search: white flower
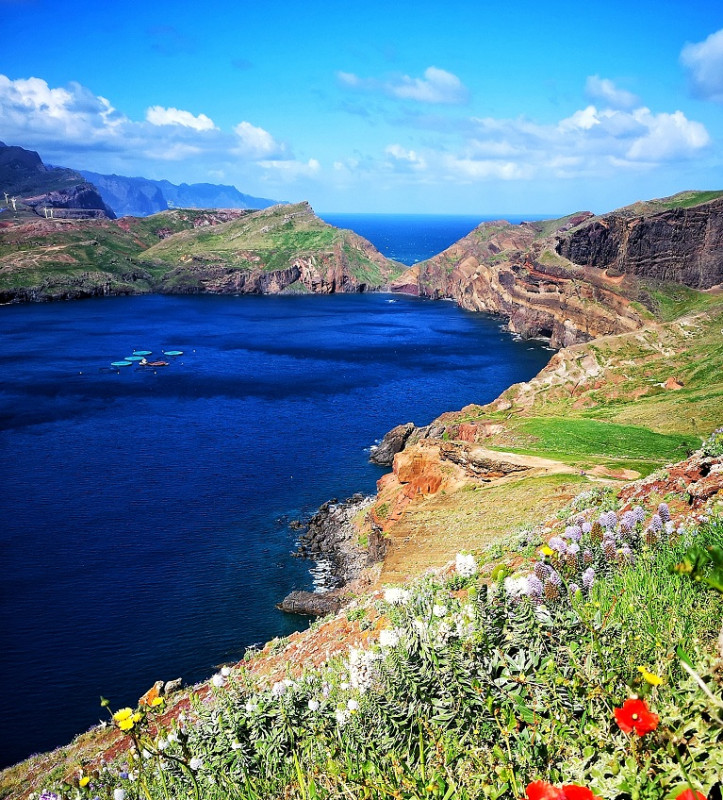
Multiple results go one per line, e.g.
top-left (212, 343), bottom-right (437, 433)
top-left (142, 748), bottom-right (152, 760)
top-left (379, 628), bottom-right (400, 648)
top-left (114, 791), bottom-right (127, 800)
top-left (340, 681), bottom-right (349, 690)
top-left (504, 576), bottom-right (529, 598)
top-left (221, 666), bottom-right (231, 677)
top-left (211, 673), bottom-right (226, 688)
top-left (167, 731), bottom-right (179, 743)
top-left (335, 707), bottom-right (349, 725)
top-left (347, 699), bottom-right (359, 712)
top-left (384, 587), bottom-right (410, 605)
top-left (271, 681), bottom-right (287, 698)
top-left (245, 700), bottom-right (258, 713)
top-left (189, 757), bottom-right (203, 771)
top-left (307, 699), bottom-right (320, 711)
top-left (455, 552), bottom-right (478, 577)
top-left (349, 647), bottom-right (381, 692)
top-left (432, 603), bottom-right (448, 617)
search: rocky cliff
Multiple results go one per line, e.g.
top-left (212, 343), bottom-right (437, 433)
top-left (0, 142), bottom-right (114, 219)
top-left (391, 192), bottom-right (723, 348)
top-left (556, 191), bottom-right (723, 288)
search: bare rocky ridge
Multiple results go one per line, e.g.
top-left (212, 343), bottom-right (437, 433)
top-left (390, 192), bottom-right (723, 348)
top-left (556, 194), bottom-right (723, 288)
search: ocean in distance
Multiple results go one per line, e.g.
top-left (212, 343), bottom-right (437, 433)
top-left (0, 214), bottom-right (552, 767)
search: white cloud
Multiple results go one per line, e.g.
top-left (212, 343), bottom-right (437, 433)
top-left (258, 158), bottom-right (321, 182)
top-left (144, 143), bottom-right (203, 161)
top-left (233, 121), bottom-right (285, 159)
top-left (145, 105), bottom-right (216, 131)
top-left (0, 74), bottom-right (309, 193)
top-left (385, 144), bottom-right (427, 170)
top-left (369, 90), bottom-right (710, 188)
top-left (0, 74), bottom-right (128, 144)
top-left (338, 65), bottom-right (468, 105)
top-left (443, 156), bottom-right (531, 181)
top-left (585, 75), bottom-right (639, 110)
top-left (681, 28), bottom-right (723, 102)
top-left (389, 67), bottom-right (468, 105)
top-left (625, 108), bottom-right (710, 161)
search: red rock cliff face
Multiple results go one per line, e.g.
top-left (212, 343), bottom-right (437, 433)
top-left (391, 216), bottom-right (643, 348)
top-left (556, 195), bottom-right (723, 288)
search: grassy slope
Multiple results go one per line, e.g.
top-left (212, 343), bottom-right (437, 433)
top-left (143, 202), bottom-right (404, 284)
top-left (0, 210), bottom-right (224, 294)
top-left (0, 205), bottom-right (403, 295)
top-left (439, 296), bottom-right (723, 476)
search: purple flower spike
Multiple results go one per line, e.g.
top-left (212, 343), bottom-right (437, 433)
top-left (582, 521), bottom-right (592, 534)
top-left (633, 506), bottom-right (646, 524)
top-left (567, 541), bottom-right (580, 556)
top-left (650, 514), bottom-right (663, 532)
top-left (568, 582), bottom-right (581, 596)
top-left (620, 511), bottom-right (636, 532)
top-left (526, 575), bottom-right (543, 597)
top-left (564, 524), bottom-right (582, 541)
top-left (599, 510), bottom-right (618, 529)
top-left (658, 503), bottom-right (671, 522)
top-left (549, 536), bottom-right (567, 554)
top-left (582, 567), bottom-right (595, 590)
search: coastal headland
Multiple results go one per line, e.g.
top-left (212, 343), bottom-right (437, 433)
top-left (1, 190), bottom-right (723, 798)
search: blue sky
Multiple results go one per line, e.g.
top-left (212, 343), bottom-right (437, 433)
top-left (1, 0), bottom-right (723, 214)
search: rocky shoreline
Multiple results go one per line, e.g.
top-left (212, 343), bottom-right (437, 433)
top-left (278, 493), bottom-right (386, 616)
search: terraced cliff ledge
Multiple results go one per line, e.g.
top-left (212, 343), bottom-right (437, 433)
top-left (391, 191), bottom-right (723, 348)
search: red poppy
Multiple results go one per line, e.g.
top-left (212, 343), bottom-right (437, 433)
top-left (526, 781), bottom-right (601, 800)
top-left (613, 697), bottom-right (659, 735)
top-left (675, 790), bottom-right (707, 800)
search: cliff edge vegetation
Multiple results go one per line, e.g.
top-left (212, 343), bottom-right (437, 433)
top-left (0, 202), bottom-right (404, 302)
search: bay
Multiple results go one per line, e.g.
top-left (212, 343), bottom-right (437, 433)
top-left (0, 216), bottom-right (552, 767)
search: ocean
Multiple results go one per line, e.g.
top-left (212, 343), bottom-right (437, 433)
top-left (0, 214), bottom-right (552, 767)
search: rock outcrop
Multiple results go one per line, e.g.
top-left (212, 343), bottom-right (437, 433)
top-left (391, 193), bottom-right (723, 348)
top-left (279, 494), bottom-right (386, 616)
top-left (0, 142), bottom-right (114, 219)
top-left (556, 193), bottom-right (723, 289)
top-left (391, 215), bottom-right (644, 348)
top-left (369, 422), bottom-right (416, 466)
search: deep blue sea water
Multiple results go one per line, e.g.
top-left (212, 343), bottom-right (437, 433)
top-left (321, 213), bottom-right (533, 266)
top-left (0, 215), bottom-right (552, 767)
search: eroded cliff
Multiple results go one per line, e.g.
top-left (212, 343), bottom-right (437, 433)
top-left (391, 192), bottom-right (723, 348)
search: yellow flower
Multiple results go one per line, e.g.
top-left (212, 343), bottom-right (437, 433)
top-left (150, 696), bottom-right (164, 707)
top-left (132, 712), bottom-right (143, 722)
top-left (79, 776), bottom-right (90, 788)
top-left (637, 666), bottom-right (663, 686)
top-left (112, 707), bottom-right (133, 723)
top-left (540, 545), bottom-right (554, 557)
top-left (118, 718), bottom-right (134, 731)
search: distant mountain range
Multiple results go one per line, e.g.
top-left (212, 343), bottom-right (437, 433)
top-left (0, 141), bottom-right (115, 219)
top-left (80, 170), bottom-right (281, 217)
top-left (0, 141), bottom-right (281, 219)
